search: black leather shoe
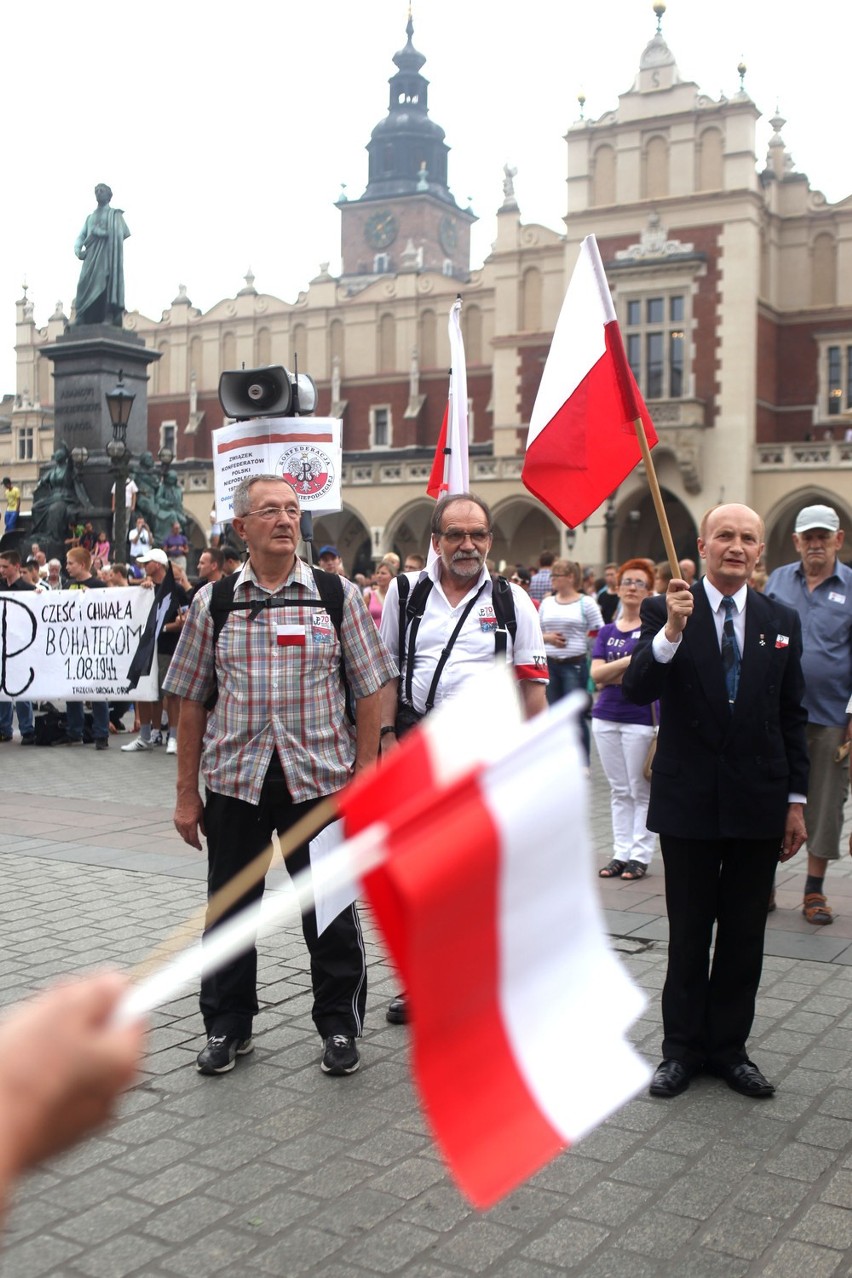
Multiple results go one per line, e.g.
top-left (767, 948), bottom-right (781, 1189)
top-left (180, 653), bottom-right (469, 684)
top-left (707, 1059), bottom-right (775, 1098)
top-left (386, 993), bottom-right (408, 1024)
top-left (649, 1058), bottom-right (695, 1098)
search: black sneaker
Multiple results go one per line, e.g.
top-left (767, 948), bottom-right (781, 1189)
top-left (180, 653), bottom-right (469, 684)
top-left (19, 733), bottom-right (36, 746)
top-left (95, 739), bottom-right (109, 751)
top-left (195, 1034), bottom-right (254, 1074)
top-left (321, 1034), bottom-right (360, 1075)
top-left (53, 735), bottom-right (84, 746)
top-left (386, 993), bottom-right (408, 1024)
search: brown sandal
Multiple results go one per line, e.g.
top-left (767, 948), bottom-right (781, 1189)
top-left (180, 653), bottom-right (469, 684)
top-left (599, 859), bottom-right (626, 878)
top-left (803, 893), bottom-right (833, 925)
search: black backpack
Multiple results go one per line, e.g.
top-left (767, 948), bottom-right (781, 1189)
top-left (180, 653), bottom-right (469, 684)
top-left (396, 572), bottom-right (518, 717)
top-left (205, 567), bottom-right (354, 721)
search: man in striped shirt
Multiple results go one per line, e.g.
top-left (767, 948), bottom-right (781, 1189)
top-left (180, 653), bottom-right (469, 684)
top-left (165, 475), bottom-right (397, 1078)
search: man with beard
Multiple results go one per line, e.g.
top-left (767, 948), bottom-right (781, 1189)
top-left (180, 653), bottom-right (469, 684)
top-left (378, 493), bottom-right (548, 1025)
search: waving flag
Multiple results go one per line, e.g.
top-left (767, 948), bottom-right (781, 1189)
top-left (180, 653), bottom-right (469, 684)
top-left (121, 675), bottom-right (649, 1209)
top-left (426, 298), bottom-right (470, 500)
top-left (522, 234), bottom-right (658, 529)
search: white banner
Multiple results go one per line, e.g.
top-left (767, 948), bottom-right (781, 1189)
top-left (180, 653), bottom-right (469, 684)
top-left (212, 416), bottom-right (342, 521)
top-left (0, 588), bottom-right (158, 701)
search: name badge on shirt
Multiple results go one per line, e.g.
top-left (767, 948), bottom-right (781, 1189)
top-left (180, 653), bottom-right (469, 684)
top-left (775, 634), bottom-right (789, 649)
top-left (478, 605), bottom-right (498, 633)
top-left (277, 624), bottom-right (306, 648)
top-left (312, 611), bottom-right (334, 644)
top-left (829, 592), bottom-right (846, 604)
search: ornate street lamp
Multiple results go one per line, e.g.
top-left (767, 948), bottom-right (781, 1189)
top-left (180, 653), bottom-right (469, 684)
top-left (105, 370), bottom-right (136, 561)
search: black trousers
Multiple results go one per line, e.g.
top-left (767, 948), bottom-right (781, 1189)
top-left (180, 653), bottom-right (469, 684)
top-left (200, 762), bottom-right (367, 1041)
top-left (660, 833), bottom-right (779, 1068)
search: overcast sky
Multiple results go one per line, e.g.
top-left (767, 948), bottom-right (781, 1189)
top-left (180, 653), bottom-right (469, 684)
top-left (4, 0), bottom-right (849, 395)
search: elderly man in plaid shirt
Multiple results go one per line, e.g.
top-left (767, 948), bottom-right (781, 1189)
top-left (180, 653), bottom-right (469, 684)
top-left (165, 474), bottom-right (397, 1078)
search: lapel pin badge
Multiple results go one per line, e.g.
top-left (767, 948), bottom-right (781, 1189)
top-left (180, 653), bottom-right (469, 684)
top-left (759, 633), bottom-right (766, 646)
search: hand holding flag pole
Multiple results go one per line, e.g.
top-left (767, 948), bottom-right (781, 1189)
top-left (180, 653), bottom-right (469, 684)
top-left (522, 234), bottom-right (680, 579)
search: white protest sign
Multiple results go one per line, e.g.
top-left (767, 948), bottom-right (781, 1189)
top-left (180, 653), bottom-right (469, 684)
top-left (0, 588), bottom-right (158, 701)
top-left (212, 417), bottom-right (342, 521)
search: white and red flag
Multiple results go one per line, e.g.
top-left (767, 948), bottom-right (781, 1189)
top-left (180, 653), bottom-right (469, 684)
top-left (522, 234), bottom-right (659, 529)
top-left (121, 672), bottom-right (648, 1207)
top-left (426, 298), bottom-right (470, 501)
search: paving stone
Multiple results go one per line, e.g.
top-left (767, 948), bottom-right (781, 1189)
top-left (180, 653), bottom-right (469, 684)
top-left (564, 1179), bottom-right (653, 1226)
top-left (430, 1218), bottom-right (522, 1271)
top-left (790, 1201), bottom-right (852, 1249)
top-left (346, 1219), bottom-right (442, 1273)
top-left (608, 1147), bottom-right (688, 1188)
top-left (53, 1231), bottom-right (169, 1278)
top-left (521, 1217), bottom-right (610, 1267)
top-left (757, 1240), bottom-right (843, 1277)
top-left (611, 1210), bottom-right (700, 1259)
top-left (53, 1195), bottom-right (153, 1245)
top-left (699, 1205), bottom-right (782, 1258)
top-left (764, 1142), bottom-right (840, 1181)
top-left (0, 1233), bottom-right (84, 1277)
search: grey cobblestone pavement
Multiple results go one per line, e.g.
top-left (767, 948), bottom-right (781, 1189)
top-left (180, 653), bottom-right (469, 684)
top-left (3, 729), bottom-right (852, 1276)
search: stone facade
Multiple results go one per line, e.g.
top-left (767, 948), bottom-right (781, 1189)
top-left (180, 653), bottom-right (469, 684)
top-left (8, 13), bottom-right (852, 572)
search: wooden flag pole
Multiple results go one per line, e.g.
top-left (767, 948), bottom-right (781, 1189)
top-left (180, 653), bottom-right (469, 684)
top-left (131, 796), bottom-right (339, 982)
top-left (633, 417), bottom-right (681, 580)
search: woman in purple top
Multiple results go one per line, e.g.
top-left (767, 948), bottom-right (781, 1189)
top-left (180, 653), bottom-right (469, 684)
top-left (591, 559), bottom-right (658, 881)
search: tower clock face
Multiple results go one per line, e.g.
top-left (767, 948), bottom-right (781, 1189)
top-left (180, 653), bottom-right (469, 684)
top-left (439, 215), bottom-right (458, 254)
top-left (365, 210), bottom-right (398, 249)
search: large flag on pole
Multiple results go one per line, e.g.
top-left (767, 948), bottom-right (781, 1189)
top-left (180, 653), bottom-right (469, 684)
top-left (522, 234), bottom-right (659, 529)
top-left (426, 298), bottom-right (470, 500)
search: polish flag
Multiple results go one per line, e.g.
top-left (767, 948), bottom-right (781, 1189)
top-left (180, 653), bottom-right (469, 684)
top-left (276, 624), bottom-right (306, 647)
top-left (358, 690), bottom-right (650, 1207)
top-left (522, 234), bottom-right (658, 529)
top-left (426, 298), bottom-right (470, 501)
top-left (310, 667), bottom-right (524, 934)
top-left (121, 673), bottom-right (649, 1208)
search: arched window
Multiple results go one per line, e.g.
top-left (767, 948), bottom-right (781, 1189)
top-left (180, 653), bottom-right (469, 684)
top-left (812, 233), bottom-right (837, 306)
top-left (328, 319), bottom-right (344, 373)
top-left (591, 145), bottom-right (616, 206)
top-left (221, 331), bottom-right (236, 375)
top-left (643, 135), bottom-right (669, 199)
top-left (189, 336), bottom-right (203, 387)
top-left (378, 313), bottom-right (396, 373)
top-left (696, 128), bottom-right (724, 191)
top-left (419, 309), bottom-right (436, 368)
top-left (155, 340), bottom-right (171, 395)
top-left (519, 267), bottom-right (542, 332)
top-left (291, 323), bottom-right (306, 368)
top-left (255, 327), bottom-right (271, 367)
top-left (463, 304), bottom-right (483, 364)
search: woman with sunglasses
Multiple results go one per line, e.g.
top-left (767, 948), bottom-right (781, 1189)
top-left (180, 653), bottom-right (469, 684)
top-left (591, 559), bottom-right (659, 881)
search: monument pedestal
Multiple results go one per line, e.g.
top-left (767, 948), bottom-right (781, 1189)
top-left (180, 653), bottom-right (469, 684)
top-left (37, 326), bottom-right (160, 552)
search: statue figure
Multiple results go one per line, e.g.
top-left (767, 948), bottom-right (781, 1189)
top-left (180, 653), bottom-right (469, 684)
top-left (30, 445), bottom-right (89, 545)
top-left (153, 471), bottom-right (187, 543)
top-left (131, 451), bottom-right (160, 529)
top-left (73, 184), bottom-right (130, 326)
top-left (502, 164), bottom-right (518, 200)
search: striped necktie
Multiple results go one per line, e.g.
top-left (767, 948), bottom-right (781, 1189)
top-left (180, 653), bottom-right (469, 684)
top-left (721, 595), bottom-right (741, 707)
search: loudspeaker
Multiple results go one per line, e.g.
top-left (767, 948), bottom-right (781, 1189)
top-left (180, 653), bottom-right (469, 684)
top-left (218, 366), bottom-right (319, 419)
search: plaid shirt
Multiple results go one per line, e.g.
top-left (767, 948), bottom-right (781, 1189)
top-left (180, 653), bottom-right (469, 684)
top-left (164, 558), bottom-right (397, 805)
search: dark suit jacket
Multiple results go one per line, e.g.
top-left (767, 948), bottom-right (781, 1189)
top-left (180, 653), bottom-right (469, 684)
top-left (622, 583), bottom-right (808, 841)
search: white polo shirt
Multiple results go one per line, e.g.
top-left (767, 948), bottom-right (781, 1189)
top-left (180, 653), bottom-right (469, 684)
top-left (379, 563), bottom-right (548, 715)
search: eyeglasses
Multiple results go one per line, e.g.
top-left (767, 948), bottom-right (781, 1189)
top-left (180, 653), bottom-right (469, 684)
top-left (242, 505), bottom-right (300, 521)
top-left (620, 578), bottom-right (649, 589)
top-left (438, 527), bottom-right (491, 545)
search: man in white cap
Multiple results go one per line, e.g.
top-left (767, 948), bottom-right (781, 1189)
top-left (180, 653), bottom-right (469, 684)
top-left (121, 548), bottom-right (189, 755)
top-left (765, 504), bottom-right (852, 924)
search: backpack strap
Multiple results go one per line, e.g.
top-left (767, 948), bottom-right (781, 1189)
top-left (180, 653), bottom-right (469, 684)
top-left (490, 574), bottom-right (518, 658)
top-left (205, 566), bottom-right (353, 721)
top-left (401, 574), bottom-right (434, 709)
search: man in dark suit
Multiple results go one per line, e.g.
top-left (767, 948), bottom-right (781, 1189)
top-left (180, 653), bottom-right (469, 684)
top-left (623, 504), bottom-right (808, 1100)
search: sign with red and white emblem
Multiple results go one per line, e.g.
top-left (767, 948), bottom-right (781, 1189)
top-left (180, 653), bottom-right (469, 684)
top-left (212, 416), bottom-right (342, 519)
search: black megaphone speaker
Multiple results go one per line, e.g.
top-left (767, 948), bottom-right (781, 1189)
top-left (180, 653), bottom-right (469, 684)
top-left (218, 366), bottom-right (294, 419)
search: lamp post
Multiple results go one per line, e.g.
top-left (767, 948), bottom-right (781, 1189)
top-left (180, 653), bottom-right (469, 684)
top-left (105, 370), bottom-right (136, 564)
